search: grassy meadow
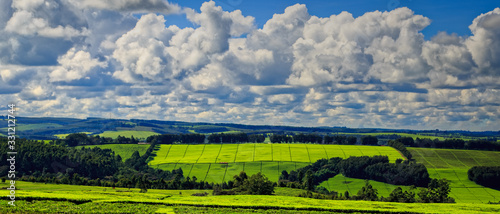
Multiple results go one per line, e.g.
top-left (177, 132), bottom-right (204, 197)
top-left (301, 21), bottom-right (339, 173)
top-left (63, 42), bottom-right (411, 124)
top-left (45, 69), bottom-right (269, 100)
top-left (2, 181), bottom-right (500, 213)
top-left (147, 144), bottom-right (405, 183)
top-left (75, 144), bottom-right (150, 161)
top-left (408, 148), bottom-right (500, 203)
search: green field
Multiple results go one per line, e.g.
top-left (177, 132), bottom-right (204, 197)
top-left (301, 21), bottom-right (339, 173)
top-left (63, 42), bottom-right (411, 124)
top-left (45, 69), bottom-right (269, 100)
top-left (75, 144), bottom-right (150, 161)
top-left (74, 142), bottom-right (500, 204)
top-left (320, 174), bottom-right (402, 197)
top-left (148, 144), bottom-right (404, 183)
top-left (409, 148), bottom-right (500, 203)
top-left (2, 181), bottom-right (499, 213)
top-left (94, 130), bottom-right (159, 139)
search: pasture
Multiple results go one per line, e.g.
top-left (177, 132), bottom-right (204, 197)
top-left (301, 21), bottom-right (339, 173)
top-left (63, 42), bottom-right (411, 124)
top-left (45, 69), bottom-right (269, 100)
top-left (75, 144), bottom-right (150, 161)
top-left (148, 144), bottom-right (404, 183)
top-left (408, 148), bottom-right (500, 203)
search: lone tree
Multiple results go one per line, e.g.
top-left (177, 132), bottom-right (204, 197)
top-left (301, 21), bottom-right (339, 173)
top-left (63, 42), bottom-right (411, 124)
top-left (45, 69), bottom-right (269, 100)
top-left (245, 172), bottom-right (275, 195)
top-left (232, 171), bottom-right (274, 195)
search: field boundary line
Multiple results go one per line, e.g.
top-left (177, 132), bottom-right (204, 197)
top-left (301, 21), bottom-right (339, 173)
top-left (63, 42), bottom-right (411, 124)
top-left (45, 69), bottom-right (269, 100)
top-left (411, 148), bottom-right (439, 169)
top-left (448, 150), bottom-right (469, 168)
top-left (215, 143), bottom-right (223, 163)
top-left (186, 163), bottom-right (195, 178)
top-left (253, 143), bottom-right (256, 162)
top-left (221, 163), bottom-right (229, 182)
top-left (271, 143), bottom-right (274, 162)
top-left (321, 144), bottom-right (329, 159)
top-left (483, 187), bottom-right (498, 201)
top-left (181, 144), bottom-right (190, 160)
top-left (355, 146), bottom-right (365, 156)
top-left (203, 163), bottom-right (211, 182)
top-left (410, 148), bottom-right (443, 182)
top-left (195, 144), bottom-right (206, 164)
top-left (432, 150), bottom-right (482, 202)
top-left (288, 144), bottom-right (292, 162)
top-left (232, 143), bottom-right (239, 163)
top-left (478, 151), bottom-right (498, 165)
top-left (338, 145), bottom-right (347, 159)
top-left (164, 144), bottom-right (173, 160)
top-left (464, 150), bottom-right (483, 166)
top-left (305, 144), bottom-right (312, 163)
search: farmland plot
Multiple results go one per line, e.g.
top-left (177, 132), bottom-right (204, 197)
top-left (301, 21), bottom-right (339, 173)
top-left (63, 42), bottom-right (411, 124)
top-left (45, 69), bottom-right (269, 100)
top-left (408, 148), bottom-right (500, 203)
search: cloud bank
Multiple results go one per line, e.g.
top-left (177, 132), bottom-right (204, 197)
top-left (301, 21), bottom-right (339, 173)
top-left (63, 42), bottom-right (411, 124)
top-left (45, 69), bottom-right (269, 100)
top-left (1, 0), bottom-right (499, 131)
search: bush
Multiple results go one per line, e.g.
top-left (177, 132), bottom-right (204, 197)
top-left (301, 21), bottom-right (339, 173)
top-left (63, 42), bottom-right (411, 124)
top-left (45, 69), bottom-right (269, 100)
top-left (191, 192), bottom-right (209, 196)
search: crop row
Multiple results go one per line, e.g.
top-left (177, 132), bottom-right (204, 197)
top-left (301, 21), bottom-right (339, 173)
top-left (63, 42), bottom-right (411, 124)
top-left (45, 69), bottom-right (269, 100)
top-left (153, 161), bottom-right (312, 183)
top-left (409, 148), bottom-right (500, 203)
top-left (148, 144), bottom-right (404, 165)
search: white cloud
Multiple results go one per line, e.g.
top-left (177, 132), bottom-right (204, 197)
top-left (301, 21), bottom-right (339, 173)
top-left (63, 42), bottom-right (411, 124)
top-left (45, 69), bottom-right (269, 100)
top-left (0, 1), bottom-right (499, 131)
top-left (49, 48), bottom-right (107, 82)
top-left (466, 8), bottom-right (500, 75)
top-left (5, 1), bottom-right (88, 39)
top-left (79, 0), bottom-right (180, 14)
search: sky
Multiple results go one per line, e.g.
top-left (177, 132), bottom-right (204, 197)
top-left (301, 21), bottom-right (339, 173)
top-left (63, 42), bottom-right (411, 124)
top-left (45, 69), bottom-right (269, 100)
top-left (0, 0), bottom-right (499, 131)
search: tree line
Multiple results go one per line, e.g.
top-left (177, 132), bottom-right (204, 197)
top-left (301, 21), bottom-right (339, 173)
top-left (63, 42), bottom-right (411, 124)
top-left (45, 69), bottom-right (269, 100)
top-left (269, 134), bottom-right (379, 145)
top-left (49, 133), bottom-right (139, 147)
top-left (468, 166), bottom-right (500, 190)
top-left (395, 137), bottom-right (500, 151)
top-left (0, 137), bottom-right (215, 191)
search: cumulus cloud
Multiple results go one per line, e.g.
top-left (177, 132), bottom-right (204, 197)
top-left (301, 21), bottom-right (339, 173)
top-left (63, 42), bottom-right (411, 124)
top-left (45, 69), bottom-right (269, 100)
top-left (466, 8), bottom-right (500, 75)
top-left (1, 1), bottom-right (500, 130)
top-left (5, 0), bottom-right (88, 39)
top-left (49, 48), bottom-right (107, 82)
top-left (79, 0), bottom-right (180, 14)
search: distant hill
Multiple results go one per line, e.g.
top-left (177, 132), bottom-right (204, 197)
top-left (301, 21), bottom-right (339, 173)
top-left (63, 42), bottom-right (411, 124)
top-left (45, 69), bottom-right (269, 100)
top-left (1, 116), bottom-right (498, 141)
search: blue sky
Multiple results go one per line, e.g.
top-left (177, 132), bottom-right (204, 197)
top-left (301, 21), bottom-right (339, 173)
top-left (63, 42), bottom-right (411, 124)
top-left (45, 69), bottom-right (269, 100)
top-left (167, 0), bottom-right (500, 39)
top-left (0, 0), bottom-right (499, 131)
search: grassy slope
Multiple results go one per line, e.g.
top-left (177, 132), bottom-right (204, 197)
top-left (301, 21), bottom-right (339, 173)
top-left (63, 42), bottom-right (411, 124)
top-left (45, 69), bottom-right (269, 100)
top-left (409, 148), bottom-right (500, 203)
top-left (75, 144), bottom-right (150, 161)
top-left (1, 181), bottom-right (499, 214)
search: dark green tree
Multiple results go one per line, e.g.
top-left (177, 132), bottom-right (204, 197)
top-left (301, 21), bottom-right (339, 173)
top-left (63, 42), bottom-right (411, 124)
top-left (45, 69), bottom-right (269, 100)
top-left (245, 172), bottom-right (274, 195)
top-left (361, 135), bottom-right (378, 145)
top-left (355, 181), bottom-right (378, 201)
